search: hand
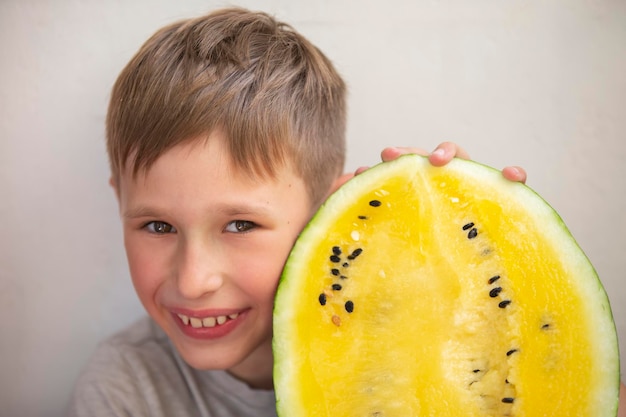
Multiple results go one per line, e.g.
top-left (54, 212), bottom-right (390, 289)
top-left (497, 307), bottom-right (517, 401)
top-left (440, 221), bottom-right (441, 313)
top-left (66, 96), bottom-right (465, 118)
top-left (381, 142), bottom-right (526, 183)
top-left (330, 142), bottom-right (527, 196)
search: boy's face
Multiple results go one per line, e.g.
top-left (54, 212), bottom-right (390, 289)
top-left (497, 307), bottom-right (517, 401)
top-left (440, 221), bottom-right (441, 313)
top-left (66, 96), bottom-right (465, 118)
top-left (114, 132), bottom-right (312, 387)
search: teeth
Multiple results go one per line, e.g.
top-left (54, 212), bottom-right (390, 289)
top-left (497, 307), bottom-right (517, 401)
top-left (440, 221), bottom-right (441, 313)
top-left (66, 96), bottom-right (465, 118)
top-left (177, 313), bottom-right (239, 328)
top-left (177, 314), bottom-right (189, 325)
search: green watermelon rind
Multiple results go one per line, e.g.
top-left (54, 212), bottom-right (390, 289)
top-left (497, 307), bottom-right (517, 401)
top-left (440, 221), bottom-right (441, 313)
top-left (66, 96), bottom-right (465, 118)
top-left (273, 154), bottom-right (620, 416)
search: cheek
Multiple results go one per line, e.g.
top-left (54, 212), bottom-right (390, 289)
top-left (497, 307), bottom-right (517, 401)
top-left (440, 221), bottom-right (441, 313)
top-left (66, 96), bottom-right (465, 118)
top-left (238, 249), bottom-right (285, 299)
top-left (234, 233), bottom-right (297, 301)
top-left (124, 236), bottom-right (167, 301)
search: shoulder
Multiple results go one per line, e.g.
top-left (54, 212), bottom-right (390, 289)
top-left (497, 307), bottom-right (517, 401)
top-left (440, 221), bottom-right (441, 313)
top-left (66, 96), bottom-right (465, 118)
top-left (95, 315), bottom-right (173, 365)
top-left (80, 316), bottom-right (174, 381)
top-left (67, 317), bottom-right (279, 417)
top-left (67, 317), bottom-right (185, 417)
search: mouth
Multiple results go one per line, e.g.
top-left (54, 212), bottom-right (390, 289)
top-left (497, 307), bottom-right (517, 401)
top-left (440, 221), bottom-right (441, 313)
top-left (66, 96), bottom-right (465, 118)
top-left (176, 312), bottom-right (240, 329)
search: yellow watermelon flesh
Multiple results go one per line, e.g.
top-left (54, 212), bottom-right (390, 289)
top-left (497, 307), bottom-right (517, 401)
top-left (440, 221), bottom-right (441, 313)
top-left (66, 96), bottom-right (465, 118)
top-left (273, 155), bottom-right (620, 417)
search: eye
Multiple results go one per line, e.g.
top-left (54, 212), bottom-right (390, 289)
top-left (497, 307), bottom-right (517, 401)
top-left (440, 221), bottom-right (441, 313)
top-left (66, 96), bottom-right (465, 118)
top-left (144, 221), bottom-right (176, 234)
top-left (224, 220), bottom-right (257, 233)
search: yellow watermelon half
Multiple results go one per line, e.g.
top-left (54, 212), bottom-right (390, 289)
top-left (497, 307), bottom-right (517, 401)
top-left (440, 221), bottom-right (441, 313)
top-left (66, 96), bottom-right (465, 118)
top-left (273, 154), bottom-right (620, 416)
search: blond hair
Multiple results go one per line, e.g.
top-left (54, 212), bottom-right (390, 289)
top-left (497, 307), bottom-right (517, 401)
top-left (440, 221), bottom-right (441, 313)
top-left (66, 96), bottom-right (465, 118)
top-left (106, 7), bottom-right (346, 207)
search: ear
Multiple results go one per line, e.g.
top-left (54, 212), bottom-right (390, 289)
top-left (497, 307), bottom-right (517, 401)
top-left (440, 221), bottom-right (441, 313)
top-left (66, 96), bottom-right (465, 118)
top-left (109, 176), bottom-right (121, 202)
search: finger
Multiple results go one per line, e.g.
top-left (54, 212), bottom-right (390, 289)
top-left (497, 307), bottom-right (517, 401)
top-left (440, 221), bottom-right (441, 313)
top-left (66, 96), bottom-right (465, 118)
top-left (329, 165), bottom-right (371, 197)
top-left (381, 146), bottom-right (429, 162)
top-left (354, 166), bottom-right (370, 175)
top-left (501, 166), bottom-right (527, 184)
top-left (328, 172), bottom-right (355, 196)
top-left (428, 141), bottom-right (471, 166)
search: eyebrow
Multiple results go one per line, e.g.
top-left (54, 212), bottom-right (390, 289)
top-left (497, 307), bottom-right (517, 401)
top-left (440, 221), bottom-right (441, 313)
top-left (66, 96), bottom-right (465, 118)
top-left (213, 203), bottom-right (273, 218)
top-left (122, 206), bottom-right (166, 220)
top-left (123, 202), bottom-right (273, 219)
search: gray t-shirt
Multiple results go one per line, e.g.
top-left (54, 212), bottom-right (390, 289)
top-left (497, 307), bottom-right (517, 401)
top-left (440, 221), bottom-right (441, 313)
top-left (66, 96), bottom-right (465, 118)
top-left (67, 317), bottom-right (278, 417)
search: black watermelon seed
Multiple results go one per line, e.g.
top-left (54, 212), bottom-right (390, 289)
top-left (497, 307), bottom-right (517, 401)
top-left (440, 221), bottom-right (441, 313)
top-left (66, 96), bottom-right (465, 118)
top-left (369, 200), bottom-right (382, 207)
top-left (472, 369), bottom-right (481, 373)
top-left (340, 275), bottom-right (347, 280)
top-left (332, 284), bottom-right (342, 291)
top-left (342, 262), bottom-right (349, 268)
top-left (542, 323), bottom-right (551, 330)
top-left (330, 255), bottom-right (341, 263)
top-left (488, 275), bottom-right (501, 284)
top-left (498, 300), bottom-right (512, 308)
top-left (345, 300), bottom-right (354, 313)
top-left (347, 248), bottom-right (363, 260)
top-left (331, 268), bottom-right (340, 276)
top-left (462, 222), bottom-right (475, 231)
top-left (318, 293), bottom-right (327, 306)
top-left (467, 228), bottom-right (478, 239)
top-left (489, 287), bottom-right (503, 298)
top-left (332, 246), bottom-right (342, 255)
top-left (358, 215), bottom-right (367, 220)
top-left (502, 398), bottom-right (515, 404)
top-left (506, 349), bottom-right (518, 356)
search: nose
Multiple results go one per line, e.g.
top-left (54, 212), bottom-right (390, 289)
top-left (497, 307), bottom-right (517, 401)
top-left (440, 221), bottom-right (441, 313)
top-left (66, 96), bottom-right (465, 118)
top-left (175, 238), bottom-right (224, 299)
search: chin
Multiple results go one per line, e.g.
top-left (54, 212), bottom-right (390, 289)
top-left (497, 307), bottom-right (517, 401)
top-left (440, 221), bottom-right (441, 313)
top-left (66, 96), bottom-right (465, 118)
top-left (176, 341), bottom-right (243, 371)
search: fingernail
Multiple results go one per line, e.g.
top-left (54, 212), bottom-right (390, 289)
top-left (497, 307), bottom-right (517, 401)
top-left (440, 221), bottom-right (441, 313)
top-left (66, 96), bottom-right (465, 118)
top-left (431, 148), bottom-right (445, 158)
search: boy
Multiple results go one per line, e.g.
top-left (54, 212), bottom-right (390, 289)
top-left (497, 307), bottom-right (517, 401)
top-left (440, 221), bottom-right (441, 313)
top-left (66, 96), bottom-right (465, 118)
top-left (68, 7), bottom-right (623, 416)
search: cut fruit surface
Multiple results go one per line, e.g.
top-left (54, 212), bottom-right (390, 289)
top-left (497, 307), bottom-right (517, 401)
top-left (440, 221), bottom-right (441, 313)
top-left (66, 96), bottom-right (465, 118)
top-left (273, 155), bottom-right (619, 417)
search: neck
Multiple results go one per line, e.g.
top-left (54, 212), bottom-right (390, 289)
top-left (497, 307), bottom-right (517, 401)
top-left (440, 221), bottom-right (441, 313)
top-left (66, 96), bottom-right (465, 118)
top-left (228, 339), bottom-right (275, 390)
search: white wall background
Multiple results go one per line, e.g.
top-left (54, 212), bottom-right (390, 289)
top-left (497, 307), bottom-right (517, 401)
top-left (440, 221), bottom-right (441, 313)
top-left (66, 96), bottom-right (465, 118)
top-left (1, 1), bottom-right (624, 416)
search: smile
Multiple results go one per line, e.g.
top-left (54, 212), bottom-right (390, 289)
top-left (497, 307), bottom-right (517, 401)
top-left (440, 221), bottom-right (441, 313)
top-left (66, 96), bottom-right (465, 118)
top-left (177, 313), bottom-right (240, 328)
